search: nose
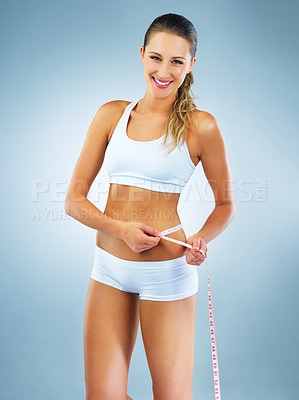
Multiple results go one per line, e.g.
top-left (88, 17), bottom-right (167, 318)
top-left (156, 61), bottom-right (172, 80)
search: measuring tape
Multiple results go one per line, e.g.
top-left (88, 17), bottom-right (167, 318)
top-left (158, 224), bottom-right (221, 400)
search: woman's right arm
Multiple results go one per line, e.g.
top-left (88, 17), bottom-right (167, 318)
top-left (64, 101), bottom-right (125, 239)
top-left (65, 101), bottom-right (161, 252)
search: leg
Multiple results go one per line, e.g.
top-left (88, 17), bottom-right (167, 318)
top-left (139, 293), bottom-right (198, 400)
top-left (84, 278), bottom-right (140, 400)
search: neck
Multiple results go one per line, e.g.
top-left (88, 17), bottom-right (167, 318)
top-left (137, 93), bottom-right (177, 117)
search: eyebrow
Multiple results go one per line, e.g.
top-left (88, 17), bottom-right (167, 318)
top-left (148, 51), bottom-right (186, 60)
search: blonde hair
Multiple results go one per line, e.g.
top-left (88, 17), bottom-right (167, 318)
top-left (143, 13), bottom-right (198, 154)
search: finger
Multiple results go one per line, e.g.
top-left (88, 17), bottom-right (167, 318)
top-left (142, 224), bottom-right (161, 237)
top-left (194, 237), bottom-right (208, 254)
top-left (193, 240), bottom-right (206, 258)
top-left (140, 238), bottom-right (160, 251)
top-left (188, 247), bottom-right (204, 258)
top-left (188, 250), bottom-right (199, 258)
top-left (199, 249), bottom-right (206, 258)
top-left (192, 237), bottom-right (201, 251)
top-left (192, 256), bottom-right (205, 264)
top-left (187, 257), bottom-right (203, 266)
top-left (186, 252), bottom-right (196, 263)
top-left (143, 236), bottom-right (160, 246)
top-left (187, 251), bottom-right (205, 263)
top-left (186, 255), bottom-right (193, 264)
top-left (187, 256), bottom-right (204, 266)
top-left (196, 242), bottom-right (207, 258)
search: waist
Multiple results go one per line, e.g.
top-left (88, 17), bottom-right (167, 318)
top-left (105, 184), bottom-right (180, 225)
top-left (104, 206), bottom-right (180, 224)
top-left (97, 184), bottom-right (186, 260)
top-left (96, 229), bottom-right (188, 261)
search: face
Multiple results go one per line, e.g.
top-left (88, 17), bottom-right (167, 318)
top-left (140, 31), bottom-right (196, 98)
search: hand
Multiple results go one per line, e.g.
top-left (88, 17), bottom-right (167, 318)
top-left (185, 235), bottom-right (208, 266)
top-left (120, 221), bottom-right (161, 253)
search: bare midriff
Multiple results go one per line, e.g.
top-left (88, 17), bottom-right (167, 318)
top-left (96, 184), bottom-right (188, 261)
top-left (95, 100), bottom-right (202, 261)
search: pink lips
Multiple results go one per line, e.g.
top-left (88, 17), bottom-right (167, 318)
top-left (152, 77), bottom-right (173, 89)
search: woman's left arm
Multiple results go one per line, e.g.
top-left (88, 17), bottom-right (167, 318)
top-left (194, 112), bottom-right (236, 245)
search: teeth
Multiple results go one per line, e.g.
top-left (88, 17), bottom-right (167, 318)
top-left (154, 77), bottom-right (171, 86)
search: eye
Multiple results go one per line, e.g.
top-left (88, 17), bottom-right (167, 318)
top-left (149, 56), bottom-right (183, 65)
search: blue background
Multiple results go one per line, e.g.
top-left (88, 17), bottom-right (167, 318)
top-left (1, 0), bottom-right (298, 399)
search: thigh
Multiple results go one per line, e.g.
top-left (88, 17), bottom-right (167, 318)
top-left (139, 293), bottom-right (198, 400)
top-left (84, 278), bottom-right (140, 399)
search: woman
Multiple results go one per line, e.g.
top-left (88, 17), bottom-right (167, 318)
top-left (65, 13), bottom-right (236, 400)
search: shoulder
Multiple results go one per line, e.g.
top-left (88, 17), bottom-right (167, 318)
top-left (187, 108), bottom-right (225, 157)
top-left (188, 108), bottom-right (219, 136)
top-left (94, 100), bottom-right (132, 137)
top-left (96, 99), bottom-right (130, 119)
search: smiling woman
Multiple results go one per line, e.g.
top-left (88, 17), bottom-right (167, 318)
top-left (140, 26), bottom-right (198, 158)
top-left (65, 12), bottom-right (235, 400)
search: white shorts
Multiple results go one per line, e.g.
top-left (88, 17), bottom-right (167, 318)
top-left (91, 244), bottom-right (199, 301)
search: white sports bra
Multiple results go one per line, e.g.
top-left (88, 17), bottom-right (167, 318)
top-left (104, 99), bottom-right (198, 194)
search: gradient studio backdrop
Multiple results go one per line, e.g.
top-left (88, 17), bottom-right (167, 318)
top-left (1, 0), bottom-right (298, 399)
